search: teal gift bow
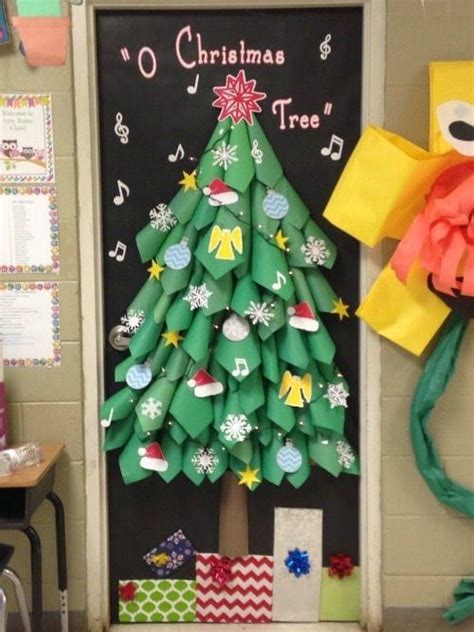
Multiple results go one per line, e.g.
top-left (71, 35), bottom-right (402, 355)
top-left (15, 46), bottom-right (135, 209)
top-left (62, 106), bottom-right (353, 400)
top-left (411, 312), bottom-right (474, 624)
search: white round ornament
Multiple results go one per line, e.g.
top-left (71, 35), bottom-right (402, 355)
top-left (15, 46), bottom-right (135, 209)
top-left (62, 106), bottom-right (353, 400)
top-left (276, 439), bottom-right (303, 473)
top-left (222, 313), bottom-right (250, 342)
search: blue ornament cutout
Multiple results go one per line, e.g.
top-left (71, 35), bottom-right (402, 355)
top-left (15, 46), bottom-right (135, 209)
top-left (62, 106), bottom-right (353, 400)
top-left (263, 190), bottom-right (289, 220)
top-left (164, 238), bottom-right (191, 270)
top-left (276, 439), bottom-right (303, 473)
top-left (126, 363), bottom-right (153, 389)
top-left (285, 548), bottom-right (311, 578)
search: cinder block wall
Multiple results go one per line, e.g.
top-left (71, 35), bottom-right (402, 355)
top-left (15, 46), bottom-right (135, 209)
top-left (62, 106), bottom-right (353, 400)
top-left (0, 0), bottom-right (472, 621)
top-left (0, 0), bottom-right (86, 614)
top-left (382, 0), bottom-right (474, 609)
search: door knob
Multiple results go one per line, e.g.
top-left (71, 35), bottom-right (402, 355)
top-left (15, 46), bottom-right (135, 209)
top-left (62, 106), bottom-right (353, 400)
top-left (108, 325), bottom-right (131, 351)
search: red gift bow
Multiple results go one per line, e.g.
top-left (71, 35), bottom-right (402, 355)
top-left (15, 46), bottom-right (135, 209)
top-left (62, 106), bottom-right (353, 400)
top-left (119, 581), bottom-right (136, 602)
top-left (210, 556), bottom-right (233, 586)
top-left (328, 553), bottom-right (354, 579)
top-left (392, 161), bottom-right (474, 297)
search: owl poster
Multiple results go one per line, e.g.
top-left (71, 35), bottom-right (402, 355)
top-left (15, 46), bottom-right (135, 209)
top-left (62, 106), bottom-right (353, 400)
top-left (0, 94), bottom-right (55, 183)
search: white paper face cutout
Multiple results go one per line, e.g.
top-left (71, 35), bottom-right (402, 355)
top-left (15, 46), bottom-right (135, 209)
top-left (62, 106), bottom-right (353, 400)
top-left (437, 100), bottom-right (474, 156)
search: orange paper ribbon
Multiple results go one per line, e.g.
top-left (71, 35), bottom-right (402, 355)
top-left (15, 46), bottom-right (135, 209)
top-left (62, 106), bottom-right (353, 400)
top-left (392, 161), bottom-right (474, 297)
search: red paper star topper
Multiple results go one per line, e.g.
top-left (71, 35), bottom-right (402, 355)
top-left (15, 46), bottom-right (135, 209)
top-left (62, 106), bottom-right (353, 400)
top-left (212, 69), bottom-right (266, 125)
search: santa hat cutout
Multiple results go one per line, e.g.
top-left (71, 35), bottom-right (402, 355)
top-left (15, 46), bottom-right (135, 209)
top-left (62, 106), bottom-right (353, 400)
top-left (287, 301), bottom-right (319, 332)
top-left (203, 178), bottom-right (239, 207)
top-left (138, 442), bottom-right (168, 472)
top-left (187, 369), bottom-right (224, 398)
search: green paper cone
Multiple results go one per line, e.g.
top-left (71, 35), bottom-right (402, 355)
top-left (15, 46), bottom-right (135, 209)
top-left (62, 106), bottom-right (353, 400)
top-left (228, 186), bottom-right (252, 225)
top-left (164, 346), bottom-right (190, 382)
top-left (252, 181), bottom-right (280, 237)
top-left (100, 386), bottom-right (139, 422)
top-left (119, 433), bottom-right (154, 484)
top-left (295, 410), bottom-right (316, 437)
top-left (156, 223), bottom-right (186, 263)
top-left (148, 339), bottom-right (173, 376)
top-left (267, 383), bottom-right (296, 432)
top-left (169, 418), bottom-right (188, 445)
top-left (104, 413), bottom-right (135, 451)
top-left (207, 439), bottom-right (229, 482)
top-left (153, 292), bottom-right (173, 324)
top-left (115, 354), bottom-right (147, 383)
top-left (168, 186), bottom-right (202, 224)
top-left (247, 117), bottom-right (283, 187)
top-left (256, 413), bottom-right (273, 447)
top-left (309, 396), bottom-right (345, 434)
top-left (230, 275), bottom-right (261, 316)
top-left (286, 431), bottom-right (311, 488)
top-left (215, 328), bottom-right (261, 382)
top-left (303, 218), bottom-right (337, 269)
top-left (182, 440), bottom-right (206, 485)
top-left (170, 380), bottom-right (214, 439)
top-left (224, 121), bottom-right (255, 193)
top-left (230, 438), bottom-right (253, 464)
top-left (166, 264), bottom-right (203, 330)
top-left (158, 435), bottom-right (182, 483)
top-left (136, 222), bottom-right (169, 263)
top-left (306, 268), bottom-right (339, 313)
top-left (133, 416), bottom-right (150, 442)
top-left (284, 222), bottom-right (317, 269)
top-left (307, 321), bottom-right (336, 365)
top-left (182, 310), bottom-right (213, 361)
top-left (202, 271), bottom-right (233, 316)
top-left (196, 209), bottom-right (247, 279)
top-left (251, 231), bottom-right (294, 301)
top-left (308, 435), bottom-right (342, 477)
top-left (261, 336), bottom-right (281, 384)
top-left (204, 118), bottom-right (232, 152)
top-left (277, 325), bottom-right (310, 370)
top-left (128, 278), bottom-right (163, 317)
top-left (291, 268), bottom-right (317, 311)
top-left (129, 314), bottom-right (162, 357)
top-left (274, 176), bottom-right (309, 229)
top-left (136, 377), bottom-right (177, 432)
top-left (192, 195), bottom-right (218, 230)
top-left (257, 295), bottom-right (285, 341)
top-left (161, 226), bottom-right (199, 295)
top-left (197, 149), bottom-right (225, 190)
top-left (239, 370), bottom-right (265, 414)
top-left (195, 427), bottom-right (211, 445)
top-left (262, 436), bottom-right (285, 485)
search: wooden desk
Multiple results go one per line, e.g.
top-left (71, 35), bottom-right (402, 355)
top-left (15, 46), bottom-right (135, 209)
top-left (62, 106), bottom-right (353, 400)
top-left (0, 442), bottom-right (68, 632)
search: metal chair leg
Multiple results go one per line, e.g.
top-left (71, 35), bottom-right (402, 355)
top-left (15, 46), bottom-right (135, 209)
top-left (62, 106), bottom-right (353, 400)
top-left (0, 587), bottom-right (6, 632)
top-left (3, 568), bottom-right (31, 632)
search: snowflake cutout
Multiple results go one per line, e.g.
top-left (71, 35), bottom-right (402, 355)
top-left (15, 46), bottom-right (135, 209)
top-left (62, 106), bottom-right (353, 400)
top-left (211, 141), bottom-right (239, 170)
top-left (183, 283), bottom-right (213, 310)
top-left (121, 309), bottom-right (145, 334)
top-left (167, 551), bottom-right (185, 570)
top-left (301, 236), bottom-right (331, 265)
top-left (244, 301), bottom-right (274, 327)
top-left (191, 447), bottom-right (219, 474)
top-left (324, 383), bottom-right (349, 409)
top-left (149, 203), bottom-right (178, 232)
top-left (212, 69), bottom-right (267, 125)
top-left (220, 413), bottom-right (252, 442)
top-left (336, 441), bottom-right (356, 470)
top-left (140, 397), bottom-right (163, 420)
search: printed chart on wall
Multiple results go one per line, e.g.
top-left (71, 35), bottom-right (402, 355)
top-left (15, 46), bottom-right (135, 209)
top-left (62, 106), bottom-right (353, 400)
top-left (96, 7), bottom-right (362, 624)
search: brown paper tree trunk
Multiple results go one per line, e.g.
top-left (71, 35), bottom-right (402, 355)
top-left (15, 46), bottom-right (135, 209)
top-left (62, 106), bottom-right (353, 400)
top-left (218, 471), bottom-right (248, 557)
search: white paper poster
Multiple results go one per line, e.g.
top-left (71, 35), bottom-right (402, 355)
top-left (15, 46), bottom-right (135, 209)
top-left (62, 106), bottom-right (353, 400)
top-left (0, 282), bottom-right (61, 367)
top-left (0, 186), bottom-right (59, 273)
top-left (0, 94), bottom-right (55, 184)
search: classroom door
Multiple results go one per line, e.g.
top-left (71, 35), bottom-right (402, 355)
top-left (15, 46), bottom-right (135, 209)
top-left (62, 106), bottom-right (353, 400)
top-left (96, 7), bottom-right (362, 624)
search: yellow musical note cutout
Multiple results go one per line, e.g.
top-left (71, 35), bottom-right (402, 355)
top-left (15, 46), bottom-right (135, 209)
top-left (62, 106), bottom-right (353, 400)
top-left (279, 371), bottom-right (312, 408)
top-left (208, 225), bottom-right (243, 261)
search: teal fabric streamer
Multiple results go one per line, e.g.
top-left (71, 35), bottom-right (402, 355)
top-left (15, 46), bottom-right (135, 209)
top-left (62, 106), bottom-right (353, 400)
top-left (410, 312), bottom-right (474, 624)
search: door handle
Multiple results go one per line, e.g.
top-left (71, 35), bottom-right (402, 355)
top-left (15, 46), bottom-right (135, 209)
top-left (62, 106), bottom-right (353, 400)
top-left (108, 325), bottom-right (131, 351)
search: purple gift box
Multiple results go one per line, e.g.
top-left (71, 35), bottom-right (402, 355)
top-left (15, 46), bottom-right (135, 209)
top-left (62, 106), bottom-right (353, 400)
top-left (143, 529), bottom-right (196, 578)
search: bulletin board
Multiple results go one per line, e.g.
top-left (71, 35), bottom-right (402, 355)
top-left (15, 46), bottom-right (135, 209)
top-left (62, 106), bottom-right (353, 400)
top-left (95, 6), bottom-right (363, 625)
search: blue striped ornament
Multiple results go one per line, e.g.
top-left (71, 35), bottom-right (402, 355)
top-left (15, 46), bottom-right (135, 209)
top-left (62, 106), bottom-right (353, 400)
top-left (164, 239), bottom-right (192, 270)
top-left (277, 439), bottom-right (303, 473)
top-left (126, 363), bottom-right (153, 389)
top-left (263, 190), bottom-right (289, 220)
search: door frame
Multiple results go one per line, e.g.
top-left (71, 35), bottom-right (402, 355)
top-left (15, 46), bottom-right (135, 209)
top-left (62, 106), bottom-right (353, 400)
top-left (72, 1), bottom-right (386, 630)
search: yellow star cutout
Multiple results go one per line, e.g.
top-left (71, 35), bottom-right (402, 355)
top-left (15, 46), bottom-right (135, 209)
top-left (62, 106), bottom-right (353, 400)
top-left (275, 229), bottom-right (289, 251)
top-left (147, 259), bottom-right (165, 280)
top-left (332, 298), bottom-right (350, 321)
top-left (161, 330), bottom-right (184, 348)
top-left (238, 465), bottom-right (261, 490)
top-left (178, 170), bottom-right (197, 192)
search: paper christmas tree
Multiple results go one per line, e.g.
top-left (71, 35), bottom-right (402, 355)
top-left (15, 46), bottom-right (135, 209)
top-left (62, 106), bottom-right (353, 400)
top-left (101, 70), bottom-right (359, 490)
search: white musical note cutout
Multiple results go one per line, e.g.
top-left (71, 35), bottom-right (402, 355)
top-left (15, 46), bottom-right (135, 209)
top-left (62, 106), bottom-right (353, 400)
top-left (114, 112), bottom-right (130, 144)
top-left (168, 143), bottom-right (185, 163)
top-left (187, 73), bottom-right (200, 95)
top-left (113, 180), bottom-right (130, 206)
top-left (101, 407), bottom-right (114, 428)
top-left (108, 241), bottom-right (127, 262)
top-left (321, 134), bottom-right (344, 161)
top-left (231, 358), bottom-right (250, 378)
top-left (272, 271), bottom-right (287, 291)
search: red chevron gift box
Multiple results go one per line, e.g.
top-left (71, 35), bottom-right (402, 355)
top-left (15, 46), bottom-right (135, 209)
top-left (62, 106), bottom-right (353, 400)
top-left (196, 553), bottom-right (273, 623)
